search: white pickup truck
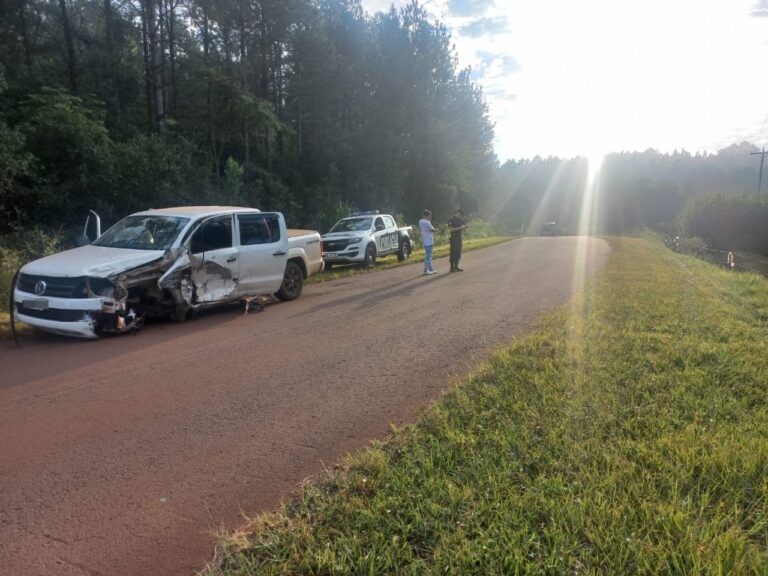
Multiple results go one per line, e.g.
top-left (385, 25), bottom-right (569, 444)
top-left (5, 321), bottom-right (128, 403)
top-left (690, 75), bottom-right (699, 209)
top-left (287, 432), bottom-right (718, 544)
top-left (321, 212), bottom-right (414, 268)
top-left (12, 206), bottom-right (324, 339)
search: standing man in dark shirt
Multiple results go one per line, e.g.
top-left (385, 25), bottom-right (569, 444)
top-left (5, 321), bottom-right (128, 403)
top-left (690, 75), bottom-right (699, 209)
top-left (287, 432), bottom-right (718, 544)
top-left (448, 209), bottom-right (469, 272)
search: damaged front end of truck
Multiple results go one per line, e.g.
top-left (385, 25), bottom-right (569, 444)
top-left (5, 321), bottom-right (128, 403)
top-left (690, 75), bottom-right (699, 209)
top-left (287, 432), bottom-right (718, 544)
top-left (12, 247), bottom-right (235, 340)
top-left (15, 244), bottom-right (245, 340)
top-left (11, 216), bottom-right (244, 340)
top-left (12, 251), bottom-right (175, 339)
top-left (92, 249), bottom-right (184, 336)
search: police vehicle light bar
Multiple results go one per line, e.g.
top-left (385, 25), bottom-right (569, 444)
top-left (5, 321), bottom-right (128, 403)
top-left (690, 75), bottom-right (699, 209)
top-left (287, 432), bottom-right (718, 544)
top-left (350, 210), bottom-right (379, 216)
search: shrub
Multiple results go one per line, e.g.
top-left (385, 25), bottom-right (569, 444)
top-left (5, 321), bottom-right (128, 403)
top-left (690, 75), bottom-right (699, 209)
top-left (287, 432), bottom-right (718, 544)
top-left (681, 193), bottom-right (768, 255)
top-left (1, 228), bottom-right (67, 308)
top-left (19, 88), bottom-right (113, 225)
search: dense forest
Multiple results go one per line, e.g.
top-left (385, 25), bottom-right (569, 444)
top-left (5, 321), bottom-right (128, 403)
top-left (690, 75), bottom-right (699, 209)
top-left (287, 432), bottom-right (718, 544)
top-left (0, 0), bottom-right (495, 234)
top-left (0, 0), bottom-right (766, 255)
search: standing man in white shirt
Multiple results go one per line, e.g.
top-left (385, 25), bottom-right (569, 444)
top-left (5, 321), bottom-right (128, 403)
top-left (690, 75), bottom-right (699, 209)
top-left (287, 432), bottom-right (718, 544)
top-left (419, 209), bottom-right (437, 275)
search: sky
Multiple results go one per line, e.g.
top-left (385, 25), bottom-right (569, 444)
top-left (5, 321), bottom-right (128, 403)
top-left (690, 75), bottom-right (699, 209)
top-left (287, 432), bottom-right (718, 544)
top-left (359, 0), bottom-right (768, 161)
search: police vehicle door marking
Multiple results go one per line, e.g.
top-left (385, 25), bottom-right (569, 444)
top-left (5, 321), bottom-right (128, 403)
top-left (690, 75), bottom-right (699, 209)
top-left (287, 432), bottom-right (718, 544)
top-left (380, 232), bottom-right (398, 252)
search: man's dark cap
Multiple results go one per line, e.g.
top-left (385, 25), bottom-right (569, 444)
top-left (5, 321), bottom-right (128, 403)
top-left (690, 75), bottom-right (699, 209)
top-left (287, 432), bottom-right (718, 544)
top-left (423, 209), bottom-right (432, 216)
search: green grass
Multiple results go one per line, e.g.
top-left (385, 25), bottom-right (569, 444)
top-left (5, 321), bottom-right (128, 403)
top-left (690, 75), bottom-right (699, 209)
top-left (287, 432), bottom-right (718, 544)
top-left (308, 236), bottom-right (514, 284)
top-left (207, 237), bottom-right (768, 575)
top-left (0, 312), bottom-right (31, 340)
top-left (1, 228), bottom-right (64, 340)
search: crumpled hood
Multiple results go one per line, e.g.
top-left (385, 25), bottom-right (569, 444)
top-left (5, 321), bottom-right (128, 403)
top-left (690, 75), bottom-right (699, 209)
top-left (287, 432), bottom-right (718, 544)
top-left (21, 245), bottom-right (167, 278)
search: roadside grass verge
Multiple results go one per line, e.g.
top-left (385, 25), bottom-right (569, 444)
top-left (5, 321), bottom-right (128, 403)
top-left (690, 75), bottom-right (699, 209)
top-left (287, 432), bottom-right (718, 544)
top-left (1, 229), bottom-right (65, 340)
top-left (206, 237), bottom-right (768, 575)
top-left (308, 236), bottom-right (514, 284)
top-left (0, 312), bottom-right (30, 340)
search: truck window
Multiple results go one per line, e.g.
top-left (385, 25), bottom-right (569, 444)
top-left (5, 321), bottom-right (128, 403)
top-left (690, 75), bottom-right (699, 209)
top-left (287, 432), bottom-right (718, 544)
top-left (267, 215), bottom-right (281, 241)
top-left (384, 216), bottom-right (395, 228)
top-left (190, 216), bottom-right (233, 253)
top-left (238, 214), bottom-right (281, 245)
top-left (374, 217), bottom-right (384, 230)
top-left (94, 215), bottom-right (189, 251)
top-left (329, 217), bottom-right (372, 232)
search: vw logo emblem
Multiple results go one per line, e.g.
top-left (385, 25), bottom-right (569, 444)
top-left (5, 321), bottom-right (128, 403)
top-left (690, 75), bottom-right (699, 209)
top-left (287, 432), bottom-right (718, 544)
top-left (34, 280), bottom-right (47, 296)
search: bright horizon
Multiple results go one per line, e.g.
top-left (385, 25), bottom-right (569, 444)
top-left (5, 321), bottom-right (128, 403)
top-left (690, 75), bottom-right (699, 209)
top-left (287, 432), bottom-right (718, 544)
top-left (361, 0), bottom-right (768, 162)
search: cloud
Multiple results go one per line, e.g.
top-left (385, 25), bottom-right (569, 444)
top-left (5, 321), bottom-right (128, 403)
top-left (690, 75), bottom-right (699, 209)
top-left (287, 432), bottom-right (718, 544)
top-left (485, 87), bottom-right (517, 102)
top-left (476, 50), bottom-right (498, 66)
top-left (460, 16), bottom-right (510, 38)
top-left (500, 55), bottom-right (521, 74)
top-left (475, 51), bottom-right (521, 76)
top-left (447, 0), bottom-right (494, 18)
top-left (752, 1), bottom-right (768, 16)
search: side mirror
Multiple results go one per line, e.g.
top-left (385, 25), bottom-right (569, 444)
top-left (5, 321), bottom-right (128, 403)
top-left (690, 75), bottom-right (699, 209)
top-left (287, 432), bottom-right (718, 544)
top-left (167, 245), bottom-right (187, 260)
top-left (83, 210), bottom-right (102, 242)
top-left (75, 234), bottom-right (91, 247)
top-left (186, 236), bottom-right (201, 255)
top-left (375, 223), bottom-right (385, 231)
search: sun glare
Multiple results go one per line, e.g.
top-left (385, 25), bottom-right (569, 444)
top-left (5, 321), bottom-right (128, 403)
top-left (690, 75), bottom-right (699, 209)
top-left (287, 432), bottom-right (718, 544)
top-left (568, 150), bottom-right (605, 333)
top-left (578, 151), bottom-right (604, 236)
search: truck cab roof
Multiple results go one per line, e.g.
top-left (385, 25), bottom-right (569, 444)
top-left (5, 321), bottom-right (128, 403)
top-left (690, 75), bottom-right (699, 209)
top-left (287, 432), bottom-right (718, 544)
top-left (134, 206), bottom-right (262, 219)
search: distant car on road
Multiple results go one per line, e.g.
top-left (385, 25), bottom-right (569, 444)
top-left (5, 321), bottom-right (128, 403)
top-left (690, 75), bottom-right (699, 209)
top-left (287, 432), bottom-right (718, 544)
top-left (541, 221), bottom-right (562, 236)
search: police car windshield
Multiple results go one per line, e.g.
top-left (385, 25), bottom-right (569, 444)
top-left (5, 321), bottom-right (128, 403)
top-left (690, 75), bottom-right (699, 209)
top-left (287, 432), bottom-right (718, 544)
top-left (94, 215), bottom-right (190, 250)
top-left (330, 217), bottom-right (372, 232)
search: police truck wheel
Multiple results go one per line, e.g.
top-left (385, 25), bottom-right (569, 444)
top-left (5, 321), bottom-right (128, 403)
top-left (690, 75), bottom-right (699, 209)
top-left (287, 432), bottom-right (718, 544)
top-left (276, 261), bottom-right (303, 301)
top-left (361, 245), bottom-right (376, 269)
top-left (397, 241), bottom-right (411, 261)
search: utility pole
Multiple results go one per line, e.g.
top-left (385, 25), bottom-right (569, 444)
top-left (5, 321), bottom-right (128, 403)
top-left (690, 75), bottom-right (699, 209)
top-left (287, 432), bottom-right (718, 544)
top-left (750, 147), bottom-right (768, 201)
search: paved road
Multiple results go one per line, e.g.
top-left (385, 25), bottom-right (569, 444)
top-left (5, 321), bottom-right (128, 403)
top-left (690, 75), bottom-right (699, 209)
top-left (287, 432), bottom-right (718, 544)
top-left (0, 237), bottom-right (610, 576)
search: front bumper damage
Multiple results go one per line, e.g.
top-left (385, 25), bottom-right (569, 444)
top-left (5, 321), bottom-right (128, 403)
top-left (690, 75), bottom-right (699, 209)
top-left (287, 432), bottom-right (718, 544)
top-left (15, 282), bottom-right (148, 339)
top-left (13, 249), bottom-right (204, 339)
top-left (13, 246), bottom-right (245, 339)
top-left (13, 293), bottom-right (138, 338)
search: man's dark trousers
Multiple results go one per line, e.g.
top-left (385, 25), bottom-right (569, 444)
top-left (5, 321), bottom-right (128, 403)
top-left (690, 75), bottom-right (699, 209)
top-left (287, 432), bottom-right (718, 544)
top-left (450, 233), bottom-right (462, 269)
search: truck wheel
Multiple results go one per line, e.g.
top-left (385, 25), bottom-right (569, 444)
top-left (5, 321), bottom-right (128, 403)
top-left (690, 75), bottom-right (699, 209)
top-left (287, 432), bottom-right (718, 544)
top-left (361, 245), bottom-right (377, 269)
top-left (397, 240), bottom-right (411, 261)
top-left (276, 261), bottom-right (303, 301)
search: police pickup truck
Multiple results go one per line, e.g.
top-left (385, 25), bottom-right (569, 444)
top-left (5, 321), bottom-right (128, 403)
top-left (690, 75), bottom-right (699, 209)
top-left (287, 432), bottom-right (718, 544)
top-left (321, 211), bottom-right (414, 268)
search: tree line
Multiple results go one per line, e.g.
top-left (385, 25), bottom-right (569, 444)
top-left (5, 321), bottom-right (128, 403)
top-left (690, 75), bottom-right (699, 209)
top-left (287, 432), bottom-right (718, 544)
top-left (0, 0), bottom-right (495, 234)
top-left (488, 142), bottom-right (768, 255)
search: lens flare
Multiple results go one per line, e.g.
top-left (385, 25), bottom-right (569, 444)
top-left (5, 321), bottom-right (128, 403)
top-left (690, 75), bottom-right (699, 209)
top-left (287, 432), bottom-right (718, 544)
top-left (578, 152), bottom-right (604, 236)
top-left (568, 151), bottom-right (605, 352)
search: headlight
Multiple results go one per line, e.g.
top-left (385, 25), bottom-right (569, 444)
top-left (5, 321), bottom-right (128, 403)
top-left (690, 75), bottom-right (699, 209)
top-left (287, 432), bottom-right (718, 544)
top-left (347, 237), bottom-right (363, 244)
top-left (88, 277), bottom-right (117, 298)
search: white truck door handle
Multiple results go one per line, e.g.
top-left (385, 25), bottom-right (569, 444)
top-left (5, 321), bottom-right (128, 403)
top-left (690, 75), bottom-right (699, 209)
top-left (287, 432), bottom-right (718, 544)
top-left (226, 256), bottom-right (237, 263)
top-left (273, 251), bottom-right (287, 256)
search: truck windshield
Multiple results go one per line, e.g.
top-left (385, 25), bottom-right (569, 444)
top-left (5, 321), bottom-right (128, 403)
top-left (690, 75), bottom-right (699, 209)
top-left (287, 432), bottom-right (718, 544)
top-left (94, 215), bottom-right (190, 250)
top-left (330, 217), bottom-right (372, 232)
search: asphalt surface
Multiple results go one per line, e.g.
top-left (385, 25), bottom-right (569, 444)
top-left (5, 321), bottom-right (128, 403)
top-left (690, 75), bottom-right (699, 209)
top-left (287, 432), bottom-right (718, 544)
top-left (0, 237), bottom-right (610, 576)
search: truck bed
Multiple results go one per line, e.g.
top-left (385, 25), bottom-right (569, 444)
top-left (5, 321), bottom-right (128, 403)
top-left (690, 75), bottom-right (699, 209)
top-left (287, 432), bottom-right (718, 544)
top-left (287, 229), bottom-right (325, 276)
top-left (288, 229), bottom-right (316, 238)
